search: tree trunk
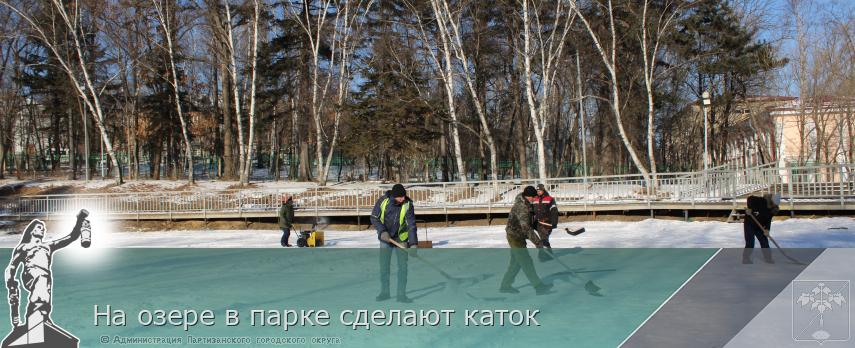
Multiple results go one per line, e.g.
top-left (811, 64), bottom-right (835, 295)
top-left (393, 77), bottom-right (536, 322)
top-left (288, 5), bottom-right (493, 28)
top-left (123, 110), bottom-right (132, 180)
top-left (81, 103), bottom-right (90, 180)
top-left (290, 97), bottom-right (299, 180)
top-left (521, 1), bottom-right (546, 183)
top-left (166, 133), bottom-right (175, 179)
top-left (299, 139), bottom-right (312, 181)
top-left (478, 127), bottom-right (486, 180)
top-left (153, 0), bottom-right (195, 184)
top-left (150, 143), bottom-right (162, 180)
top-left (272, 118), bottom-right (281, 181)
top-left (50, 110), bottom-right (59, 172)
top-left (15, 143), bottom-right (23, 179)
top-left (440, 123), bottom-right (450, 182)
top-left (0, 139), bottom-right (5, 179)
top-left (68, 108), bottom-right (75, 179)
top-left (132, 110), bottom-right (140, 179)
top-left (362, 155), bottom-right (369, 181)
top-left (510, 57), bottom-right (528, 180)
top-left (336, 151), bottom-right (343, 182)
top-left (576, 53), bottom-right (588, 178)
top-left (222, 1), bottom-right (247, 184)
top-left (242, 0), bottom-right (260, 185)
top-left (77, 44), bottom-right (123, 184)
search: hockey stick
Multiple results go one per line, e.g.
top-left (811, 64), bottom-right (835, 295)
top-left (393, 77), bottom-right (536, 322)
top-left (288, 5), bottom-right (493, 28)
top-left (542, 248), bottom-right (603, 296)
top-left (528, 230), bottom-right (601, 295)
top-left (745, 211), bottom-right (806, 265)
top-left (539, 247), bottom-right (602, 295)
top-left (565, 227), bottom-right (586, 236)
top-left (536, 221), bottom-right (585, 236)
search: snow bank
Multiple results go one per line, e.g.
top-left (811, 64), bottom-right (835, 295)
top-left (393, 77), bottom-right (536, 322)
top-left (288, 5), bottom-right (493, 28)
top-left (0, 217), bottom-right (850, 249)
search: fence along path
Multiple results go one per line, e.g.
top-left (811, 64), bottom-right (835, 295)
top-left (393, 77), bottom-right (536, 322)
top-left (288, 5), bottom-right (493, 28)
top-left (2, 164), bottom-right (852, 219)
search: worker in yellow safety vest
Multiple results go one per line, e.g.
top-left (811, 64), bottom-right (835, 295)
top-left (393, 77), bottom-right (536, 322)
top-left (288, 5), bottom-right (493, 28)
top-left (370, 184), bottom-right (417, 303)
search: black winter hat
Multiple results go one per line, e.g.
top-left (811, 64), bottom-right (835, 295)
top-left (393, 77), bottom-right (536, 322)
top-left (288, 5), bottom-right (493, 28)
top-left (391, 184), bottom-right (407, 198)
top-left (522, 186), bottom-right (537, 197)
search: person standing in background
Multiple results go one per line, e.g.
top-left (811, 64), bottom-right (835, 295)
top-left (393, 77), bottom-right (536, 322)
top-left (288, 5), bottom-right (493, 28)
top-left (533, 184), bottom-right (559, 261)
top-left (279, 195), bottom-right (294, 247)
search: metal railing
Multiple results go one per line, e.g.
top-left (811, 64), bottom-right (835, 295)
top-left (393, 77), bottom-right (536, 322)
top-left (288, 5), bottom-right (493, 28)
top-left (1, 164), bottom-right (852, 218)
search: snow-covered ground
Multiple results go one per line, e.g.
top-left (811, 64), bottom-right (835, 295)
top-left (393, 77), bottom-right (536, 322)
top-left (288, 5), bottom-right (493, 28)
top-left (2, 217), bottom-right (852, 248)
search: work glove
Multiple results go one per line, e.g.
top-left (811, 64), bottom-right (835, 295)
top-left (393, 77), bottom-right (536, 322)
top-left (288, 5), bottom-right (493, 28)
top-left (379, 231), bottom-right (390, 242)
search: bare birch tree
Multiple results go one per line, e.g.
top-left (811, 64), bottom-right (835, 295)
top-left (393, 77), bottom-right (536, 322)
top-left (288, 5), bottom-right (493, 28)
top-left (1, 0), bottom-right (124, 184)
top-left (429, 0), bottom-right (499, 184)
top-left (220, 0), bottom-right (250, 184)
top-left (286, 0), bottom-right (337, 185)
top-left (243, 0), bottom-right (260, 185)
top-left (404, 0), bottom-right (467, 183)
top-left (317, 0), bottom-right (374, 185)
top-left (151, 0), bottom-right (195, 184)
top-left (640, 0), bottom-right (681, 184)
top-left (0, 6), bottom-right (23, 180)
top-left (570, 0), bottom-right (652, 186)
top-left (520, 0), bottom-right (576, 183)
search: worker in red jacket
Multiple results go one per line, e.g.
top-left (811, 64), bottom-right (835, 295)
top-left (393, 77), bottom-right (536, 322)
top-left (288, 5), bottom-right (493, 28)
top-left (533, 184), bottom-right (559, 261)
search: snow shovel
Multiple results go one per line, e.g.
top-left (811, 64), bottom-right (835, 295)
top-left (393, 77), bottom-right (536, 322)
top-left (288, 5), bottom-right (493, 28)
top-left (386, 239), bottom-right (487, 290)
top-left (745, 210), bottom-right (806, 265)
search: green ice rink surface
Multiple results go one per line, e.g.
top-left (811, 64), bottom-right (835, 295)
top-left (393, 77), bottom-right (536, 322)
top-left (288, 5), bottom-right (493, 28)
top-left (0, 248), bottom-right (716, 347)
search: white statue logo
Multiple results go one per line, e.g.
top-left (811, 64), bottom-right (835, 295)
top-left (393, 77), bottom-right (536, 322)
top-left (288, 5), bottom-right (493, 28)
top-left (2, 209), bottom-right (90, 347)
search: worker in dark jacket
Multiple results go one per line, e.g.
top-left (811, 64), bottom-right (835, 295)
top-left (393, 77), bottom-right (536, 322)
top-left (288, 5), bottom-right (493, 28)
top-left (533, 184), bottom-right (559, 261)
top-left (370, 184), bottom-right (417, 303)
top-left (500, 186), bottom-right (553, 295)
top-left (278, 195), bottom-right (294, 247)
top-left (742, 193), bottom-right (780, 263)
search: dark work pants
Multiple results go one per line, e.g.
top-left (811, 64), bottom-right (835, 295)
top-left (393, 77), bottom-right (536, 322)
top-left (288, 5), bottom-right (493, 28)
top-left (379, 243), bottom-right (409, 297)
top-left (744, 227), bottom-right (770, 248)
top-left (743, 227), bottom-right (772, 263)
top-left (280, 228), bottom-right (291, 246)
top-left (536, 224), bottom-right (552, 247)
top-left (536, 224), bottom-right (553, 261)
top-left (500, 234), bottom-right (544, 289)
